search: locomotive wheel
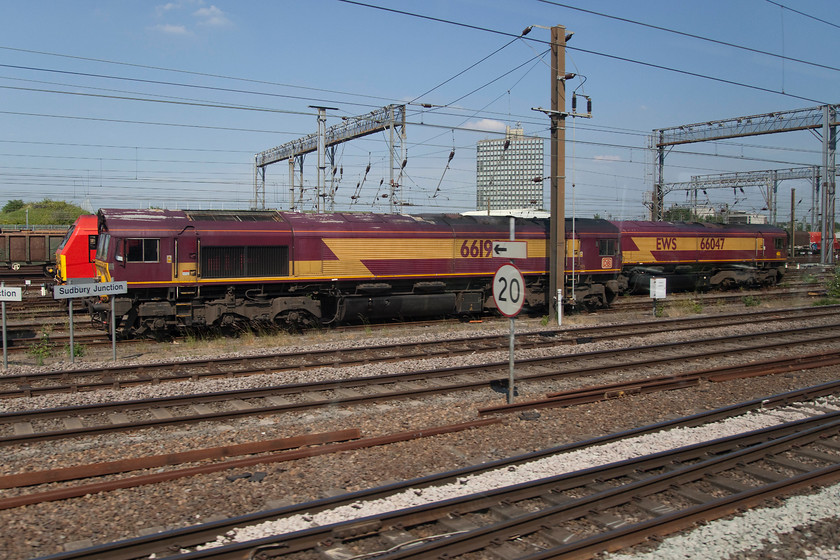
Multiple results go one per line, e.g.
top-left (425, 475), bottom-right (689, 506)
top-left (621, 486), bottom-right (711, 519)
top-left (584, 296), bottom-right (604, 311)
top-left (720, 278), bottom-right (737, 290)
top-left (274, 310), bottom-right (320, 333)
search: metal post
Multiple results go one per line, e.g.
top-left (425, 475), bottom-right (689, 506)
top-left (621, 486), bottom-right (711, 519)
top-left (820, 105), bottom-right (837, 265)
top-left (289, 158), bottom-right (295, 211)
top-left (1, 283), bottom-right (6, 370)
top-left (790, 188), bottom-right (796, 263)
top-left (327, 146), bottom-right (337, 211)
top-left (508, 316), bottom-right (515, 404)
top-left (557, 288), bottom-right (563, 325)
top-left (812, 167), bottom-right (819, 233)
top-left (308, 105), bottom-right (337, 214)
top-left (389, 106), bottom-right (395, 213)
top-left (111, 297), bottom-right (117, 362)
top-left (654, 132), bottom-right (665, 220)
top-left (253, 162), bottom-right (265, 211)
top-left (68, 299), bottom-right (74, 364)
top-left (298, 155), bottom-right (305, 210)
top-left (822, 105), bottom-right (832, 264)
top-left (316, 108), bottom-right (326, 213)
top-left (508, 216), bottom-right (515, 405)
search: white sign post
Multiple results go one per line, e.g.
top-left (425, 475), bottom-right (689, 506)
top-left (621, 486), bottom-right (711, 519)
top-left (54, 281), bottom-right (127, 362)
top-left (650, 277), bottom-right (666, 316)
top-left (0, 283), bottom-right (23, 369)
top-left (493, 264), bottom-right (525, 404)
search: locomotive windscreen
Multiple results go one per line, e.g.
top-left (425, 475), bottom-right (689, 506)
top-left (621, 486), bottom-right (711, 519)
top-left (201, 246), bottom-right (289, 278)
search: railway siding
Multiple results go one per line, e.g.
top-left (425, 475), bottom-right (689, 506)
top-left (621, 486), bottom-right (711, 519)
top-left (1, 303), bottom-right (840, 559)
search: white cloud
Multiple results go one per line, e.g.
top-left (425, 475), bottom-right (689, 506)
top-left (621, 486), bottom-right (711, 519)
top-left (468, 119), bottom-right (507, 133)
top-left (150, 23), bottom-right (193, 36)
top-left (194, 5), bottom-right (231, 27)
top-left (155, 0), bottom-right (203, 17)
top-left (151, 1), bottom-right (231, 34)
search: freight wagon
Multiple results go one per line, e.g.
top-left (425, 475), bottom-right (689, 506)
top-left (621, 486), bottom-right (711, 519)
top-left (0, 226), bottom-right (69, 275)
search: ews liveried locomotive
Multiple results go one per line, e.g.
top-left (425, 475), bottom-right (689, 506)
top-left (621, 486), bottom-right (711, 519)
top-left (613, 221), bottom-right (788, 293)
top-left (88, 209), bottom-right (621, 337)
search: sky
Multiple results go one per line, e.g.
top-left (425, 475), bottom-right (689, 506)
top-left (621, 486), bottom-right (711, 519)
top-left (0, 0), bottom-right (837, 224)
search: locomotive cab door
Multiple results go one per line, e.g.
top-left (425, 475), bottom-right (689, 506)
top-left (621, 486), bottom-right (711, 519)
top-left (754, 236), bottom-right (764, 263)
top-left (174, 226), bottom-right (199, 287)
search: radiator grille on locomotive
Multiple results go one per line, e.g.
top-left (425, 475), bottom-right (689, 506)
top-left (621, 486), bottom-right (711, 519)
top-left (201, 246), bottom-right (289, 278)
top-left (185, 210), bottom-right (282, 222)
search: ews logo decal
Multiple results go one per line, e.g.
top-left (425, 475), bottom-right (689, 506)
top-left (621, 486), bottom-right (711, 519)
top-left (655, 237), bottom-right (677, 251)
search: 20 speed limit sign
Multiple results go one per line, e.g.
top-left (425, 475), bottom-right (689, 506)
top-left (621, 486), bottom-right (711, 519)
top-left (492, 264), bottom-right (525, 317)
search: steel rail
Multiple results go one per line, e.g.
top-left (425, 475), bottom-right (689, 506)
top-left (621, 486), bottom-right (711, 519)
top-left (0, 420), bottom-right (499, 511)
top-left (34, 383), bottom-right (840, 560)
top-left (1, 305), bottom-right (838, 395)
top-left (0, 322), bottom-right (836, 414)
top-left (105, 410), bottom-right (840, 560)
top-left (317, 417), bottom-right (840, 560)
top-left (2, 326), bottom-right (840, 446)
top-left (479, 350), bottom-right (840, 415)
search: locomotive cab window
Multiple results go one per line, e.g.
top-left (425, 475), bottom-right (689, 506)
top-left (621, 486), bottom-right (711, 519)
top-left (775, 238), bottom-right (786, 250)
top-left (126, 238), bottom-right (160, 263)
top-left (95, 234), bottom-right (111, 261)
top-left (598, 239), bottom-right (617, 256)
top-left (57, 225), bottom-right (75, 251)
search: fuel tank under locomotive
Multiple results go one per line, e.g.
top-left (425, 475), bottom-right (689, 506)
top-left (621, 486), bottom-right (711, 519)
top-left (333, 281), bottom-right (484, 322)
top-left (335, 292), bottom-right (485, 322)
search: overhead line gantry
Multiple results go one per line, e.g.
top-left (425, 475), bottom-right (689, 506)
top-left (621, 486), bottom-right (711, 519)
top-left (650, 104), bottom-right (837, 264)
top-left (253, 104), bottom-right (406, 212)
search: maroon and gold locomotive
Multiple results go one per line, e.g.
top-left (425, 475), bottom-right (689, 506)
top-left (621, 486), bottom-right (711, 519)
top-left (613, 221), bottom-right (788, 293)
top-left (84, 208), bottom-right (788, 337)
top-left (88, 209), bottom-right (621, 336)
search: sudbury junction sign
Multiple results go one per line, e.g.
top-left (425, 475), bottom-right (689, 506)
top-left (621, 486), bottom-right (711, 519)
top-left (53, 281), bottom-right (127, 362)
top-left (53, 282), bottom-right (128, 299)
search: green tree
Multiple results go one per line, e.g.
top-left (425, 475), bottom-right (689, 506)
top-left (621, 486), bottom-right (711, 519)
top-left (663, 206), bottom-right (693, 222)
top-left (2, 200), bottom-right (25, 213)
top-left (0, 199), bottom-right (88, 225)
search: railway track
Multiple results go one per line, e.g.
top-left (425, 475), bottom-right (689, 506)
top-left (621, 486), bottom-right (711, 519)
top-left (0, 275), bottom-right (833, 350)
top-left (166, 412), bottom-right (840, 560)
top-left (2, 314), bottom-right (840, 446)
top-left (1, 304), bottom-right (837, 396)
top-left (608, 285), bottom-right (828, 312)
top-left (34, 382), bottom-right (840, 560)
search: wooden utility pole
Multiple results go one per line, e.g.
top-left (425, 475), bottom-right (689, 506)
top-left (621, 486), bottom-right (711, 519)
top-left (549, 25), bottom-right (567, 322)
